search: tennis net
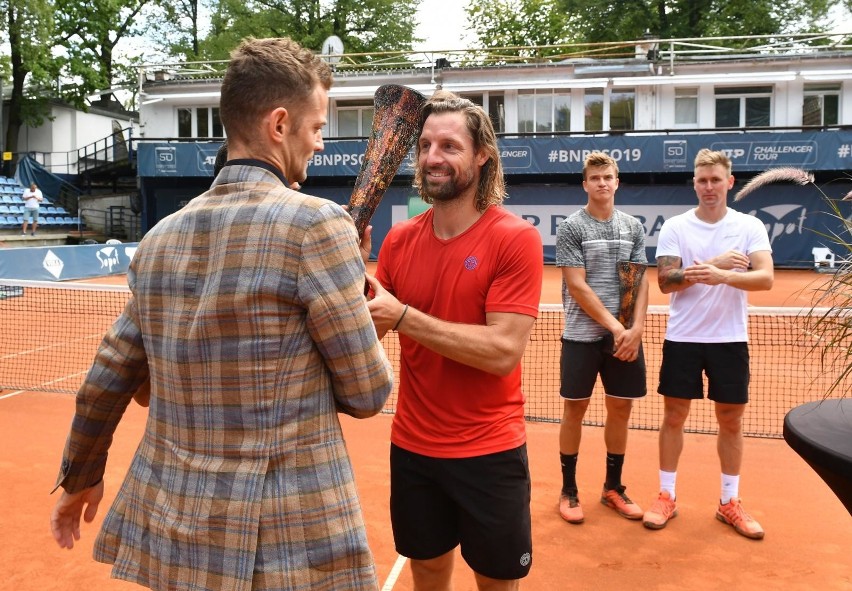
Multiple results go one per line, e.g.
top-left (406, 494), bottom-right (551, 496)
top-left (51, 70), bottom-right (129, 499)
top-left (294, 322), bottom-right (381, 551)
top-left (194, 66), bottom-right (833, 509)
top-left (2, 279), bottom-right (847, 438)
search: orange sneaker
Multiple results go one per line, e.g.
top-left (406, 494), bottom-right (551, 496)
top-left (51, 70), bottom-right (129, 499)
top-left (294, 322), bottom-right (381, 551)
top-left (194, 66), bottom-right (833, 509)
top-left (600, 485), bottom-right (643, 520)
top-left (716, 498), bottom-right (765, 540)
top-left (643, 491), bottom-right (677, 530)
top-left (559, 493), bottom-right (584, 524)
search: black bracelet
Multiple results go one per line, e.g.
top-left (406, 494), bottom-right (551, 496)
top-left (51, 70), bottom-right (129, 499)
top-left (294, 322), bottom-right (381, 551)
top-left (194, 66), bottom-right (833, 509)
top-left (393, 304), bottom-right (409, 331)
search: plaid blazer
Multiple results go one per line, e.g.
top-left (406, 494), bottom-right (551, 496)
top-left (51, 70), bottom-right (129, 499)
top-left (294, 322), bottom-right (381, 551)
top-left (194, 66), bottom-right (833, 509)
top-left (55, 163), bottom-right (394, 590)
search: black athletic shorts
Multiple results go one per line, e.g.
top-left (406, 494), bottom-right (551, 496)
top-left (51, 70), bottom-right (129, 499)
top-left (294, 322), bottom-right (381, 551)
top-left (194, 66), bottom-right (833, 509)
top-left (560, 335), bottom-right (647, 400)
top-left (390, 443), bottom-right (533, 580)
top-left (657, 339), bottom-right (750, 403)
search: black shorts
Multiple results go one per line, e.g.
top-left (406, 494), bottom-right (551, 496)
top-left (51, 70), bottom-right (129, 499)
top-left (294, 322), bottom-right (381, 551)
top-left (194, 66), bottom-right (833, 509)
top-left (657, 340), bottom-right (750, 404)
top-left (560, 336), bottom-right (647, 400)
top-left (389, 443), bottom-right (533, 580)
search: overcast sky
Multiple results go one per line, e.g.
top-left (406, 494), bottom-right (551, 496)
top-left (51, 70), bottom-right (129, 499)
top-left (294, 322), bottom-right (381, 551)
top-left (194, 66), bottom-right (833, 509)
top-left (413, 0), bottom-right (473, 51)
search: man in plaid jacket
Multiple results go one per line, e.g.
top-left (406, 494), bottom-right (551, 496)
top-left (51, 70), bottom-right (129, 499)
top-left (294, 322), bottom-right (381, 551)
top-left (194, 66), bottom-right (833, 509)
top-left (50, 37), bottom-right (394, 591)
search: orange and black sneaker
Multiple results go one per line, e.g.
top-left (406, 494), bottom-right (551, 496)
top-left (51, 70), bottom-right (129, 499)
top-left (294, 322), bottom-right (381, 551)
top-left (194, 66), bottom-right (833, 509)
top-left (559, 492), bottom-right (584, 524)
top-left (601, 485), bottom-right (643, 520)
top-left (643, 491), bottom-right (678, 530)
top-left (716, 498), bottom-right (765, 540)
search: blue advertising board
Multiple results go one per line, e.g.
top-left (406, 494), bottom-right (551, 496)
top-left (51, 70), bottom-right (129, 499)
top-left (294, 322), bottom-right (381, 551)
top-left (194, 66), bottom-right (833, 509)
top-left (0, 243), bottom-right (139, 281)
top-left (138, 130), bottom-right (852, 178)
top-left (306, 182), bottom-right (852, 269)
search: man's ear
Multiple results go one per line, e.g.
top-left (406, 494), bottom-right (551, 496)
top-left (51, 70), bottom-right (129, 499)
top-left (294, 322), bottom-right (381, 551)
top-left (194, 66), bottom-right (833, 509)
top-left (268, 106), bottom-right (289, 142)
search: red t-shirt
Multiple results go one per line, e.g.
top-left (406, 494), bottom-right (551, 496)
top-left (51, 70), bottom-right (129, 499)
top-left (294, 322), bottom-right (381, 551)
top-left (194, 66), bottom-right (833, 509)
top-left (376, 205), bottom-right (543, 458)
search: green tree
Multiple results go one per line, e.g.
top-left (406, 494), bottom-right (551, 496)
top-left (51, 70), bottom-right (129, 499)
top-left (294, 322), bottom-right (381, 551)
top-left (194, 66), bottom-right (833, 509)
top-left (198, 0), bottom-right (423, 61)
top-left (558, 0), bottom-right (835, 42)
top-left (466, 0), bottom-right (571, 58)
top-left (467, 0), bottom-right (838, 51)
top-left (146, 0), bottom-right (213, 61)
top-left (0, 0), bottom-right (56, 175)
top-left (52, 0), bottom-right (162, 108)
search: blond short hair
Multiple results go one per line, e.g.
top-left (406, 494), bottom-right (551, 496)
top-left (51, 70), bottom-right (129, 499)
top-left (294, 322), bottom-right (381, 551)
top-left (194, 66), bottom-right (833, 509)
top-left (694, 148), bottom-right (732, 176)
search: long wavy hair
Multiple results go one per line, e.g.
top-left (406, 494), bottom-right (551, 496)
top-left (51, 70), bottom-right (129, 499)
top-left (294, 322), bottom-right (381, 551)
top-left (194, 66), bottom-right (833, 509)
top-left (413, 90), bottom-right (506, 212)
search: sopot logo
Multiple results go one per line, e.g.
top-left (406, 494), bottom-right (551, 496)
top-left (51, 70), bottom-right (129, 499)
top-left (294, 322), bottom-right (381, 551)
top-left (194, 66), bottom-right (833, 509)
top-left (744, 204), bottom-right (807, 245)
top-left (96, 247), bottom-right (121, 273)
top-left (42, 250), bottom-right (64, 279)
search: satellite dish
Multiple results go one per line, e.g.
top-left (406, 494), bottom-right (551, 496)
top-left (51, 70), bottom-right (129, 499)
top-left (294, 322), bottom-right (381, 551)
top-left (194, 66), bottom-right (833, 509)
top-left (321, 35), bottom-right (344, 64)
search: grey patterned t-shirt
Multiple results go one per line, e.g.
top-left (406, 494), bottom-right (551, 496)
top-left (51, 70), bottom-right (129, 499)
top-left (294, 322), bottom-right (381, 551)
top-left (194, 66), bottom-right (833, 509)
top-left (555, 208), bottom-right (647, 341)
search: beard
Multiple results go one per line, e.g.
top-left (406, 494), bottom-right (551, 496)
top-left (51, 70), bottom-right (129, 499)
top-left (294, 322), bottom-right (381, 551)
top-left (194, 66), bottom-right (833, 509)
top-left (421, 166), bottom-right (477, 203)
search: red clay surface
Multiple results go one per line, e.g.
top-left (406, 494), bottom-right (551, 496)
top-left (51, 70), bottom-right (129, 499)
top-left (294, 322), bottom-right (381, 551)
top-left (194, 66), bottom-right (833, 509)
top-left (3, 267), bottom-right (849, 590)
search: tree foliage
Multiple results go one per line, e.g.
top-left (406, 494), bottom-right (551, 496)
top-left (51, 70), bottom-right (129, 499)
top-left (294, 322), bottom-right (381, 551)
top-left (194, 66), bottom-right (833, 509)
top-left (198, 0), bottom-right (422, 61)
top-left (52, 0), bottom-right (162, 107)
top-left (466, 0), bottom-right (840, 50)
top-left (465, 0), bottom-right (571, 57)
top-left (0, 0), bottom-right (56, 173)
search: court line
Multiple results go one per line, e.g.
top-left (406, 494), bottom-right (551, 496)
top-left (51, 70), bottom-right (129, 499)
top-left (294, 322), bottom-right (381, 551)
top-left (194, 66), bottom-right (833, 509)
top-left (0, 389), bottom-right (26, 400)
top-left (381, 554), bottom-right (408, 591)
top-left (0, 332), bottom-right (104, 361)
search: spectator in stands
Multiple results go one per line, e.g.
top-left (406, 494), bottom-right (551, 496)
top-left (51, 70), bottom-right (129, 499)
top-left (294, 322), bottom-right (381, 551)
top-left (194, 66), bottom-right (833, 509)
top-left (21, 182), bottom-right (43, 236)
top-left (365, 91), bottom-right (543, 590)
top-left (49, 36), bottom-right (394, 590)
top-left (555, 151), bottom-right (648, 525)
top-left (643, 148), bottom-right (774, 539)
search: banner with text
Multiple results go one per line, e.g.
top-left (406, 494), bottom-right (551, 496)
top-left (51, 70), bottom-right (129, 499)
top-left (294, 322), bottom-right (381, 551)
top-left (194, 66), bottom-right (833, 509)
top-left (138, 131), bottom-right (852, 178)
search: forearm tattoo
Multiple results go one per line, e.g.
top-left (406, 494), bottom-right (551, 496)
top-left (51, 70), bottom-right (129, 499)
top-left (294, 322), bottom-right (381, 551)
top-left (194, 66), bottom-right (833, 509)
top-left (657, 256), bottom-right (685, 289)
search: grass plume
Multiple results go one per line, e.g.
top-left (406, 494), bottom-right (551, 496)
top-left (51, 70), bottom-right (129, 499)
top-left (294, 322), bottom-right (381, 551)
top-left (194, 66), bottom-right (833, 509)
top-left (734, 167), bottom-right (815, 202)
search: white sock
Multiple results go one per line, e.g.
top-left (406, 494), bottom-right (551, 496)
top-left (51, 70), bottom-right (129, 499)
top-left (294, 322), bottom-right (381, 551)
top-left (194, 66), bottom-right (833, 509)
top-left (721, 473), bottom-right (740, 504)
top-left (660, 470), bottom-right (677, 499)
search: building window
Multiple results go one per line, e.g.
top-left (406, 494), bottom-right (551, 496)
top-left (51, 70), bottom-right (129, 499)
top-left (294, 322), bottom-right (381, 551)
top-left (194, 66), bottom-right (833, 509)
top-left (610, 88), bottom-right (635, 131)
top-left (584, 89), bottom-right (604, 131)
top-left (518, 90), bottom-right (571, 133)
top-left (554, 94), bottom-right (570, 132)
top-left (715, 86), bottom-right (771, 128)
top-left (488, 94), bottom-right (506, 133)
top-left (803, 84), bottom-right (840, 126)
top-left (337, 102), bottom-right (374, 137)
top-left (178, 108), bottom-right (192, 138)
top-left (177, 107), bottom-right (224, 138)
top-left (675, 87), bottom-right (698, 126)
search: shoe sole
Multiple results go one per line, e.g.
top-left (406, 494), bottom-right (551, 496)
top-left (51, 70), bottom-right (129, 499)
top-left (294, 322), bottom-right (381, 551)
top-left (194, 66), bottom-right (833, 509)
top-left (600, 497), bottom-right (643, 520)
top-left (715, 512), bottom-right (765, 539)
top-left (643, 509), bottom-right (677, 530)
top-left (559, 508), bottom-right (584, 524)
top-left (559, 500), bottom-right (584, 524)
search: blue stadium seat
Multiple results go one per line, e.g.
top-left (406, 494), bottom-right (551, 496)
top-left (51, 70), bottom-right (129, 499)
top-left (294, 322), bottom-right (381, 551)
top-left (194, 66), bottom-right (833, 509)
top-left (44, 206), bottom-right (57, 214)
top-left (0, 205), bottom-right (9, 215)
top-left (1, 195), bottom-right (12, 204)
top-left (55, 206), bottom-right (68, 215)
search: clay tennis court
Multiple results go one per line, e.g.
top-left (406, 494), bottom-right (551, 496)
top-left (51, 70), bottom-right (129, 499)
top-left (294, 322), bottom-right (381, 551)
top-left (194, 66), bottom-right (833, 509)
top-left (1, 267), bottom-right (850, 590)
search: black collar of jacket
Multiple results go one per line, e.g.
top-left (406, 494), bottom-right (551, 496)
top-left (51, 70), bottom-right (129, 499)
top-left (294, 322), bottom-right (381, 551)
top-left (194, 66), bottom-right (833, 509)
top-left (225, 159), bottom-right (290, 187)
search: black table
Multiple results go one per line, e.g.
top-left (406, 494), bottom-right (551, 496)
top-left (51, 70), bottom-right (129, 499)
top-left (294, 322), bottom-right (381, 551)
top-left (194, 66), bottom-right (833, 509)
top-left (783, 399), bottom-right (852, 516)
